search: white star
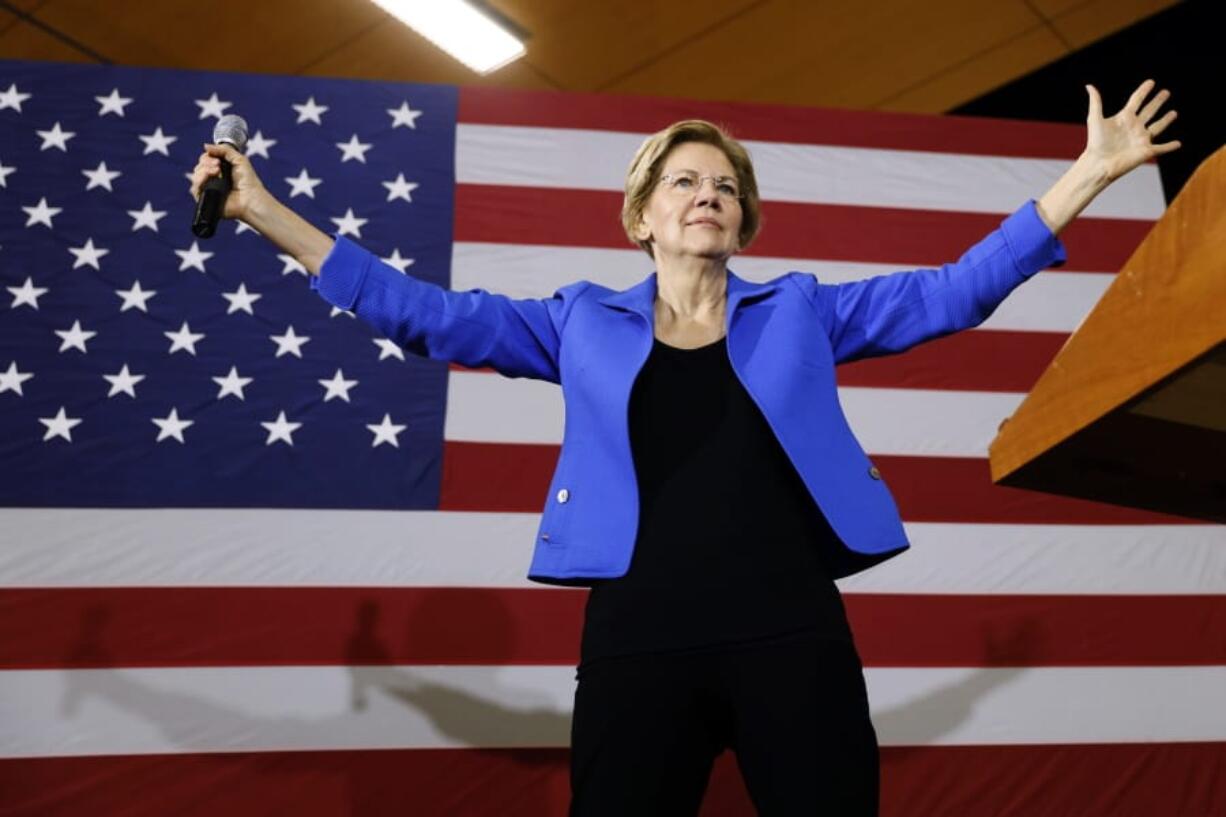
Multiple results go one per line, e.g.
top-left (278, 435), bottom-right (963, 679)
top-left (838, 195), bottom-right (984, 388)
top-left (102, 363), bottom-right (145, 398)
top-left (221, 282), bottom-right (262, 315)
top-left (115, 280), bottom-right (156, 313)
top-left (7, 277), bottom-right (48, 310)
top-left (139, 126), bottom-right (177, 156)
top-left (39, 407), bottom-right (81, 442)
top-left (319, 368), bottom-right (358, 402)
top-left (152, 408), bottom-right (194, 443)
top-left (366, 413), bottom-right (408, 448)
top-left (22, 197), bottom-right (62, 228)
top-left (55, 320), bottom-right (97, 354)
top-left (284, 168), bottom-right (322, 199)
top-left (270, 325), bottom-right (310, 358)
top-left (82, 160), bottom-right (121, 191)
top-left (245, 130), bottom-right (276, 159)
top-left (127, 200), bottom-right (168, 232)
top-left (373, 338), bottom-right (405, 361)
top-left (292, 96), bottom-right (328, 124)
top-left (68, 238), bottom-right (110, 270)
top-left (164, 321), bottom-right (205, 356)
top-left (381, 248), bottom-right (415, 273)
top-left (235, 220), bottom-right (259, 235)
top-left (335, 134), bottom-right (372, 163)
top-left (330, 208), bottom-right (368, 238)
top-left (37, 121), bottom-right (75, 152)
top-left (277, 253), bottom-right (307, 276)
top-left (195, 92), bottom-right (232, 119)
top-left (95, 88), bottom-right (133, 117)
top-left (382, 173), bottom-right (418, 203)
top-left (387, 101), bottom-right (423, 129)
top-left (261, 410), bottom-right (302, 446)
top-left (0, 159), bottom-right (16, 188)
top-left (0, 361), bottom-right (34, 396)
top-left (0, 82), bottom-right (32, 113)
top-left (329, 306), bottom-right (356, 319)
top-left (175, 241), bottom-right (213, 272)
top-left (212, 365), bottom-right (253, 400)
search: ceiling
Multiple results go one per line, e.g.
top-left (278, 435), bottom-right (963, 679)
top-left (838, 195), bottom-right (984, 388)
top-left (0, 0), bottom-right (1178, 114)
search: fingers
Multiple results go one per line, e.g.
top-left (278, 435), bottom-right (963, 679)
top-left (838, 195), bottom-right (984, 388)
top-left (203, 142), bottom-right (243, 163)
top-left (1137, 88), bottom-right (1171, 125)
top-left (188, 151), bottom-right (224, 200)
top-left (1148, 109), bottom-right (1178, 138)
top-left (1124, 78), bottom-right (1156, 115)
top-left (1152, 139), bottom-right (1182, 156)
top-left (1085, 84), bottom-right (1103, 121)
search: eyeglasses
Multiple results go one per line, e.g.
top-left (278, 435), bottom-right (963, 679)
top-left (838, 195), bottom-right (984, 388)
top-left (658, 171), bottom-right (743, 202)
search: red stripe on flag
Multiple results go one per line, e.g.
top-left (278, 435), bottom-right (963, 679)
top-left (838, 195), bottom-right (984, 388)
top-left (454, 185), bottom-right (1149, 273)
top-left (458, 86), bottom-right (1088, 159)
top-left (438, 442), bottom-right (1192, 524)
top-left (833, 330), bottom-right (1066, 392)
top-left (6, 588), bottom-right (1223, 670)
top-left (453, 329), bottom-right (1071, 394)
top-left (2, 742), bottom-right (1221, 816)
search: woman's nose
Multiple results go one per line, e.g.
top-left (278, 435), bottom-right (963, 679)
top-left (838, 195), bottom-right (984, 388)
top-left (693, 183), bottom-right (722, 207)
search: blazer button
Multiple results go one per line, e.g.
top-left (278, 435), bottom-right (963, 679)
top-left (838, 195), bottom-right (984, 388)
top-left (556, 488), bottom-right (569, 503)
top-left (868, 466), bottom-right (881, 480)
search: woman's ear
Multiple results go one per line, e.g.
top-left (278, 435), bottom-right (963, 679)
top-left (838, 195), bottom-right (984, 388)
top-left (633, 216), bottom-right (652, 243)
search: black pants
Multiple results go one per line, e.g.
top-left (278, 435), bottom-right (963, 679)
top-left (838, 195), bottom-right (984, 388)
top-left (568, 634), bottom-right (879, 816)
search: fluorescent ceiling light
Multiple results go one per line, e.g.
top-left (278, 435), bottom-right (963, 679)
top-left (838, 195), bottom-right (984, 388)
top-left (372, 0), bottom-right (527, 75)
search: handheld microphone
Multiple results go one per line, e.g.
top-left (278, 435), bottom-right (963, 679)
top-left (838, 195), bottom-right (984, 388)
top-left (191, 114), bottom-right (249, 238)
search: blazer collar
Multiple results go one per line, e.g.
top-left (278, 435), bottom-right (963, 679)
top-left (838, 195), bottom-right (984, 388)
top-left (597, 268), bottom-right (780, 324)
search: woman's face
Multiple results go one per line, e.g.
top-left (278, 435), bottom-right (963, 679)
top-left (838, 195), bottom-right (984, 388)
top-left (635, 142), bottom-right (743, 265)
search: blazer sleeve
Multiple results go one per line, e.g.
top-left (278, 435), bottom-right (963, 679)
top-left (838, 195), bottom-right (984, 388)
top-left (311, 236), bottom-right (589, 383)
top-left (793, 200), bottom-right (1067, 364)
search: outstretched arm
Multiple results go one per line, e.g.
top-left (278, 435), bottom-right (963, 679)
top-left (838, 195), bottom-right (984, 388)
top-left (1036, 79), bottom-right (1181, 235)
top-left (188, 145), bottom-right (579, 382)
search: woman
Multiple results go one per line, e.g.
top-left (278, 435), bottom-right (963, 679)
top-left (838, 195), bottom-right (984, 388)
top-left (191, 80), bottom-right (1179, 816)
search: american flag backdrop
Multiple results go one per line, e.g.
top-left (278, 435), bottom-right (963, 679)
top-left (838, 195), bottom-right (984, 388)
top-left (0, 58), bottom-right (1223, 816)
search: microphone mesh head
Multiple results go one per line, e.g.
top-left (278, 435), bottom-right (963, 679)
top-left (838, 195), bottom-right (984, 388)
top-left (213, 114), bottom-right (249, 153)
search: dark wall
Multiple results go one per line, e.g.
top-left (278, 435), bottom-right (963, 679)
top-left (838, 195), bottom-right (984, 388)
top-left (953, 0), bottom-right (1221, 203)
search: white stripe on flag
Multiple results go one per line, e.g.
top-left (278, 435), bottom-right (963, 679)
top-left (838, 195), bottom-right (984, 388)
top-left (444, 371), bottom-right (1024, 456)
top-left (450, 242), bottom-right (1114, 334)
top-left (2, 510), bottom-right (1223, 594)
top-left (455, 124), bottom-right (1165, 219)
top-left (3, 664), bottom-right (1223, 758)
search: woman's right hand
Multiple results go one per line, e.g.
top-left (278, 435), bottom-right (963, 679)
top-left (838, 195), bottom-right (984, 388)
top-left (189, 143), bottom-right (270, 222)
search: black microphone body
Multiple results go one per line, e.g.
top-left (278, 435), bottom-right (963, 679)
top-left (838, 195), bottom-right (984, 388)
top-left (192, 114), bottom-right (248, 239)
top-left (192, 158), bottom-right (232, 238)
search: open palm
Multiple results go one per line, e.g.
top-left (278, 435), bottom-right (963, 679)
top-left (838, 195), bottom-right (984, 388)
top-left (1085, 79), bottom-right (1181, 182)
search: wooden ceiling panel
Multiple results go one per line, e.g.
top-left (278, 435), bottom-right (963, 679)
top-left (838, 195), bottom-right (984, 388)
top-left (487, 0), bottom-right (763, 92)
top-left (0, 0), bottom-right (1175, 116)
top-left (0, 13), bottom-right (89, 63)
top-left (1049, 0), bottom-right (1179, 50)
top-left (877, 23), bottom-right (1069, 114)
top-left (27, 0), bottom-right (384, 71)
top-left (2, 0), bottom-right (48, 15)
top-left (601, 0), bottom-right (1043, 109)
top-left (303, 17), bottom-right (557, 90)
top-left (1026, 0), bottom-right (1097, 19)
top-left (758, 0), bottom-right (1047, 109)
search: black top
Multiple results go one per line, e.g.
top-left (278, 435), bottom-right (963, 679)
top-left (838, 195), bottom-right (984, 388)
top-left (579, 336), bottom-right (853, 669)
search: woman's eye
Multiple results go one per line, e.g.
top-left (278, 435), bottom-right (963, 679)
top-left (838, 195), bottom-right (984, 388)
top-left (674, 177), bottom-right (694, 188)
top-left (717, 183), bottom-right (737, 196)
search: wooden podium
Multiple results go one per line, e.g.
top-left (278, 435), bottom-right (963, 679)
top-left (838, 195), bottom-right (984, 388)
top-left (989, 147), bottom-right (1226, 523)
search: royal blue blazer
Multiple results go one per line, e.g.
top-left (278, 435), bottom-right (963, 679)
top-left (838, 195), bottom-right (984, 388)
top-left (313, 200), bottom-right (1066, 582)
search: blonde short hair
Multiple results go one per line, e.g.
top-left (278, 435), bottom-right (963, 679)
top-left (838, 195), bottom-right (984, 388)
top-left (621, 120), bottom-right (762, 258)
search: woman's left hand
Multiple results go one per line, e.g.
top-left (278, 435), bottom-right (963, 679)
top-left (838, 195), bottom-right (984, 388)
top-left (1084, 79), bottom-right (1181, 182)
